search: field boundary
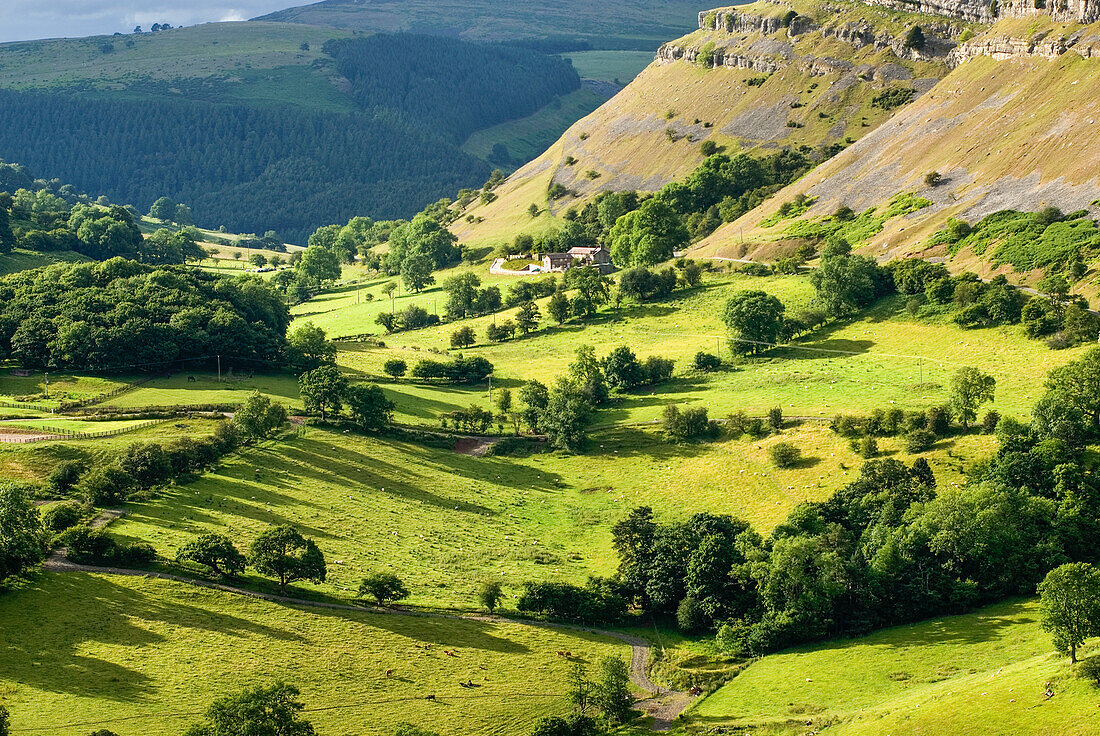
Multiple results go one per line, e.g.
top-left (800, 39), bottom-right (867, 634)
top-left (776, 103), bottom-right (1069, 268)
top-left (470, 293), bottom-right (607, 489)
top-left (0, 418), bottom-right (172, 443)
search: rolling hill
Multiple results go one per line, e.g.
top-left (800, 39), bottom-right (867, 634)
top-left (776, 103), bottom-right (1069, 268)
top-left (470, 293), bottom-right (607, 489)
top-left (255, 0), bottom-right (708, 50)
top-left (0, 22), bottom-right (593, 242)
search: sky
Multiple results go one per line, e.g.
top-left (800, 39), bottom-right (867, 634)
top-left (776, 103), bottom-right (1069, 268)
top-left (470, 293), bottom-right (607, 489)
top-left (0, 1), bottom-right (298, 43)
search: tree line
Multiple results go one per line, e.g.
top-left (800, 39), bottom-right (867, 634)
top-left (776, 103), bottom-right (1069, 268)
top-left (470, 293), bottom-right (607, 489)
top-left (0, 259), bottom-right (290, 371)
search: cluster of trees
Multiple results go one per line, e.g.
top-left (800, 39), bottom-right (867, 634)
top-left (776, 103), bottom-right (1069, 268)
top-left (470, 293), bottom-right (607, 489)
top-left (179, 524), bottom-right (327, 593)
top-left (894, 258), bottom-right (1099, 350)
top-left (48, 395), bottom-right (285, 510)
top-left (0, 260), bottom-right (290, 371)
top-left (376, 304), bottom-right (442, 333)
top-left (298, 365), bottom-right (395, 429)
top-left (831, 367), bottom-right (997, 454)
top-left (618, 260), bottom-right (703, 302)
top-left (0, 187), bottom-right (205, 264)
top-left (409, 356), bottom-right (494, 384)
top-left (593, 348), bottom-right (1100, 652)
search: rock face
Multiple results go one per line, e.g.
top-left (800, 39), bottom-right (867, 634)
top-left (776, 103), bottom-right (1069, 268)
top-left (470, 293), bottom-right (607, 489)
top-left (864, 0), bottom-right (1100, 21)
top-left (948, 31), bottom-right (1100, 65)
top-left (1001, 0), bottom-right (1100, 22)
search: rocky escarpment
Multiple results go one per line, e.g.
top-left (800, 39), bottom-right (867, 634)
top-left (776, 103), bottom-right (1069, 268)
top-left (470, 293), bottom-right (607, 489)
top-left (658, 8), bottom-right (963, 75)
top-left (948, 29), bottom-right (1100, 64)
top-left (1001, 0), bottom-right (1100, 23)
top-left (868, 0), bottom-right (1100, 22)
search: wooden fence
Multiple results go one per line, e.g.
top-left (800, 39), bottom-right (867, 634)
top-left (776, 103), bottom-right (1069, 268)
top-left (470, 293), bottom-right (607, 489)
top-left (0, 419), bottom-right (171, 443)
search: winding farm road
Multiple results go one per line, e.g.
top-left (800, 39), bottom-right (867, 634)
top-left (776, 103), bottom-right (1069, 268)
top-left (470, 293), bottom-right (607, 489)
top-left (44, 513), bottom-right (697, 730)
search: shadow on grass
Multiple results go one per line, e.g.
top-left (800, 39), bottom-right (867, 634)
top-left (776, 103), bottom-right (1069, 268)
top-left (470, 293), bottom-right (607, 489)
top-left (0, 573), bottom-right (305, 701)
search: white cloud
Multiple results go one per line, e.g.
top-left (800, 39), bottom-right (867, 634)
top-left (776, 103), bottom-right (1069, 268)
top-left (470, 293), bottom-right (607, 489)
top-left (0, 1), bottom-right (295, 43)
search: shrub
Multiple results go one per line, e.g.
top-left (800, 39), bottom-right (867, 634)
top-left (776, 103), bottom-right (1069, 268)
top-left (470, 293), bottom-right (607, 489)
top-left (767, 407), bottom-right (783, 431)
top-left (677, 596), bottom-right (707, 632)
top-left (858, 435), bottom-right (878, 458)
top-left (80, 465), bottom-right (136, 506)
top-left (358, 572), bottom-right (410, 606)
top-left (59, 527), bottom-right (155, 567)
top-left (982, 410), bottom-right (1001, 434)
top-left (663, 405), bottom-right (718, 442)
top-left (47, 460), bottom-right (84, 494)
top-left (383, 358), bottom-right (407, 379)
top-left (906, 428), bottom-right (937, 453)
top-left (768, 442), bottom-right (801, 468)
top-left (42, 502), bottom-right (85, 533)
top-left (1078, 656), bottom-right (1100, 685)
top-left (516, 580), bottom-right (626, 623)
top-left (693, 351), bottom-right (722, 371)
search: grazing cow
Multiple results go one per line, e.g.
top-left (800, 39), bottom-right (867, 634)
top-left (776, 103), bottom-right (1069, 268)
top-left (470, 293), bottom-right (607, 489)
top-left (425, 694), bottom-right (436, 701)
top-left (187, 376), bottom-right (197, 383)
top-left (385, 669), bottom-right (394, 677)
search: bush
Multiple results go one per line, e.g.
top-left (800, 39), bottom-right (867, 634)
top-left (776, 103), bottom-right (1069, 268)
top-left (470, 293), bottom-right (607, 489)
top-left (383, 358), bottom-right (407, 378)
top-left (768, 442), bottom-right (801, 468)
top-left (47, 460), bottom-right (84, 494)
top-left (516, 580), bottom-right (626, 623)
top-left (1078, 656), bottom-right (1100, 686)
top-left (663, 405), bottom-right (718, 441)
top-left (693, 351), bottom-right (722, 371)
top-left (906, 428), bottom-right (937, 453)
top-left (677, 596), bottom-right (707, 632)
top-left (358, 572), bottom-right (410, 606)
top-left (767, 407), bottom-right (783, 431)
top-left (80, 465), bottom-right (136, 506)
top-left (858, 435), bottom-right (878, 458)
top-left (981, 410), bottom-right (1001, 434)
top-left (58, 527), bottom-right (155, 567)
top-left (42, 502), bottom-right (86, 533)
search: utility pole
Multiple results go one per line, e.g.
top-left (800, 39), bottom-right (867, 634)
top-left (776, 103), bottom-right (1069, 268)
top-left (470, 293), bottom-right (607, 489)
top-left (44, 372), bottom-right (49, 399)
top-left (217, 354), bottom-right (222, 383)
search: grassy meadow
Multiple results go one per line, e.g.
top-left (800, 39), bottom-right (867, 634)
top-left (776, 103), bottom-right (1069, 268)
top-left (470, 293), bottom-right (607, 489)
top-left (558, 51), bottom-right (656, 83)
top-left (693, 598), bottom-right (1100, 735)
top-left (0, 573), bottom-right (629, 736)
top-left (105, 422), bottom-right (992, 609)
top-left (327, 270), bottom-right (1083, 426)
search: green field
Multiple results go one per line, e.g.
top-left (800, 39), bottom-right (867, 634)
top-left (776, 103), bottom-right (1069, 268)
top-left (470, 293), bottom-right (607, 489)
top-left (106, 422), bottom-right (993, 609)
top-left (103, 374), bottom-right (303, 411)
top-left (463, 88), bottom-right (608, 169)
top-left (559, 51), bottom-right (656, 83)
top-left (0, 23), bottom-right (356, 111)
top-left (330, 271), bottom-right (1083, 426)
top-left (0, 371), bottom-right (128, 408)
top-left (0, 248), bottom-right (89, 277)
top-left (0, 418), bottom-right (226, 483)
top-left (694, 598), bottom-right (1100, 735)
top-left (0, 573), bottom-right (629, 736)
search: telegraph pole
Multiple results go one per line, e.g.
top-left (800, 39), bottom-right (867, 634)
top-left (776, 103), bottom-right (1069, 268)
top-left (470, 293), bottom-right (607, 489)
top-left (217, 355), bottom-right (222, 383)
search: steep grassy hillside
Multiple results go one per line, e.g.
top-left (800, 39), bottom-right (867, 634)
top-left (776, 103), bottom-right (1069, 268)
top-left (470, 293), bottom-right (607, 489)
top-left (452, 0), bottom-right (966, 248)
top-left (692, 598), bottom-right (1100, 735)
top-left (256, 0), bottom-right (705, 50)
top-left (694, 15), bottom-right (1100, 293)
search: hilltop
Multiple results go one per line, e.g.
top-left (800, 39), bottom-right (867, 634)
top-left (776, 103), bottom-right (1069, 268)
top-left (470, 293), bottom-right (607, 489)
top-left (256, 0), bottom-right (706, 50)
